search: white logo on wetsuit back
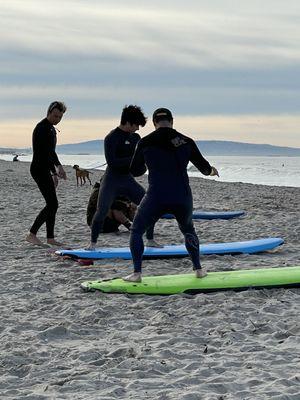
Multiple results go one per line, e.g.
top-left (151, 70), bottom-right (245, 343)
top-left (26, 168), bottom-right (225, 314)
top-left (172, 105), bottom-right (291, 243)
top-left (125, 140), bottom-right (130, 144)
top-left (171, 137), bottom-right (186, 147)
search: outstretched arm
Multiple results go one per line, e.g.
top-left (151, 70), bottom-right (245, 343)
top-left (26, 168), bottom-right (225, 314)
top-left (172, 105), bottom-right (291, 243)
top-left (190, 140), bottom-right (219, 177)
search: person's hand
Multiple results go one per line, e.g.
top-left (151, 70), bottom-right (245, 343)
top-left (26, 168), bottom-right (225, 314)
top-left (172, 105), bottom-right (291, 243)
top-left (210, 166), bottom-right (219, 177)
top-left (57, 165), bottom-right (67, 180)
top-left (52, 174), bottom-right (59, 188)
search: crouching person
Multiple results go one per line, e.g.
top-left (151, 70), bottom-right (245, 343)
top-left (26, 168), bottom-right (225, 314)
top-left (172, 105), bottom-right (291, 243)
top-left (87, 182), bottom-right (136, 233)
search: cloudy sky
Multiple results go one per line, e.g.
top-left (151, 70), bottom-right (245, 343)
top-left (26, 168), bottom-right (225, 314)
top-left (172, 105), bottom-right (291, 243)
top-left (1, 0), bottom-right (300, 148)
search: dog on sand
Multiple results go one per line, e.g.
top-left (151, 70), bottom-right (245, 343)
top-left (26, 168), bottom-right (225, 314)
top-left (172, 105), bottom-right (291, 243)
top-left (73, 165), bottom-right (92, 186)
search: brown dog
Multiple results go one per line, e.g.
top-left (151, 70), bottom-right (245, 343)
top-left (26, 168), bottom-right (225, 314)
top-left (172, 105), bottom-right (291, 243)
top-left (73, 165), bottom-right (92, 186)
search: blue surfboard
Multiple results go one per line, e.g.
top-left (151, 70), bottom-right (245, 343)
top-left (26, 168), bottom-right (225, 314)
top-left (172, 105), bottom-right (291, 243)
top-left (162, 210), bottom-right (245, 220)
top-left (56, 237), bottom-right (284, 260)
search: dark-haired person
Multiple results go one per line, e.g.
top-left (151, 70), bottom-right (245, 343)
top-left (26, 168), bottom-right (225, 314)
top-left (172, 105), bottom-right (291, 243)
top-left (87, 184), bottom-right (136, 232)
top-left (123, 108), bottom-right (219, 282)
top-left (87, 105), bottom-right (159, 249)
top-left (26, 101), bottom-right (67, 247)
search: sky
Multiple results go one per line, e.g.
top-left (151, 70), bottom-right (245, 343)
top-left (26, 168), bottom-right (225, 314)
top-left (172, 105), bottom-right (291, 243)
top-left (1, 0), bottom-right (300, 148)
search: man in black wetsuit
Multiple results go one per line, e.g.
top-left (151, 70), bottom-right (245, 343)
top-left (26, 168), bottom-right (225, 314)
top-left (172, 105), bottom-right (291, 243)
top-left (87, 105), bottom-right (158, 249)
top-left (26, 101), bottom-right (67, 247)
top-left (123, 108), bottom-right (219, 282)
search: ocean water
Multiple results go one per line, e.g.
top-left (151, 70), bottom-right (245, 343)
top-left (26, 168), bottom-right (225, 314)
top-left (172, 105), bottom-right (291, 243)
top-left (1, 153), bottom-right (299, 188)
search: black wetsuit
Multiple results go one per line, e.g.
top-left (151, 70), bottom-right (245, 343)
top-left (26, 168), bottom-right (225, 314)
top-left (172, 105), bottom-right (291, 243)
top-left (90, 127), bottom-right (153, 242)
top-left (29, 118), bottom-right (61, 238)
top-left (129, 127), bottom-right (213, 272)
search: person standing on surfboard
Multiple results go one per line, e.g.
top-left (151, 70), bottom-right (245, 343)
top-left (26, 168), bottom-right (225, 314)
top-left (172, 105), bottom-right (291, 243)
top-left (87, 105), bottom-right (159, 250)
top-left (123, 108), bottom-right (219, 282)
top-left (26, 101), bottom-right (67, 247)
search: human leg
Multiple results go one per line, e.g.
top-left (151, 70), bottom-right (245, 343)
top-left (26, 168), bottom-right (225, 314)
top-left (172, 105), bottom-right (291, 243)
top-left (29, 172), bottom-right (58, 240)
top-left (89, 177), bottom-right (116, 246)
top-left (173, 203), bottom-right (207, 278)
top-left (123, 196), bottom-right (160, 281)
top-left (125, 178), bottom-right (157, 242)
top-left (110, 209), bottom-right (131, 230)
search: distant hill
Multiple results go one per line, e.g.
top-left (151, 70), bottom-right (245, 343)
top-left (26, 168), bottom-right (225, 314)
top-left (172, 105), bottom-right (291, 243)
top-left (55, 139), bottom-right (300, 156)
top-left (56, 140), bottom-right (104, 154)
top-left (194, 140), bottom-right (300, 156)
top-left (1, 140), bottom-right (300, 156)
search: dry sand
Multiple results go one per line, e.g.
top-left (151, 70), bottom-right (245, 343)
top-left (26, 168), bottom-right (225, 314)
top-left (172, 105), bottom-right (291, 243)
top-left (0, 159), bottom-right (299, 400)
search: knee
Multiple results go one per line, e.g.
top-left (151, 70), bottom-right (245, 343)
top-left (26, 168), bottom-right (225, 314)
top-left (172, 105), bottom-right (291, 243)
top-left (184, 232), bottom-right (199, 247)
top-left (49, 200), bottom-right (58, 214)
top-left (131, 220), bottom-right (146, 237)
top-left (179, 222), bottom-right (195, 235)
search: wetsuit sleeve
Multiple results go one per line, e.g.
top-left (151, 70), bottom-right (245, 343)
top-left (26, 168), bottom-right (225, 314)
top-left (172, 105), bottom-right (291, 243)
top-left (104, 133), bottom-right (134, 170)
top-left (49, 149), bottom-right (61, 174)
top-left (50, 143), bottom-right (61, 167)
top-left (130, 142), bottom-right (147, 177)
top-left (189, 140), bottom-right (212, 176)
top-left (32, 123), bottom-right (61, 174)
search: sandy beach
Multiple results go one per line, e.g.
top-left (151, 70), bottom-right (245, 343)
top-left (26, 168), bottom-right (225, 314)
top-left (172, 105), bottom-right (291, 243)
top-left (0, 158), bottom-right (299, 400)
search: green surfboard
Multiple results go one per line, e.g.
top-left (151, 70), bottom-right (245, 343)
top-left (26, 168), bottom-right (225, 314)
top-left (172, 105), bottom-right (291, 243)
top-left (81, 266), bottom-right (300, 295)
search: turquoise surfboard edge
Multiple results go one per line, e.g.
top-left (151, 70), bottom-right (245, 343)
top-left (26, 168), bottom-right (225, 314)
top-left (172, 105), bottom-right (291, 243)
top-left (81, 266), bottom-right (300, 295)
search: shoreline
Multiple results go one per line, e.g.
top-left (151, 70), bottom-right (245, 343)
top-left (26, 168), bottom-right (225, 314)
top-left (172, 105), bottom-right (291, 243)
top-left (1, 157), bottom-right (300, 189)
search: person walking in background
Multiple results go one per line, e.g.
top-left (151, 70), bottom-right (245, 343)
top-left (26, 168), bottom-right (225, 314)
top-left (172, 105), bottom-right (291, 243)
top-left (87, 105), bottom-right (159, 250)
top-left (26, 101), bottom-right (67, 247)
top-left (123, 108), bottom-right (219, 282)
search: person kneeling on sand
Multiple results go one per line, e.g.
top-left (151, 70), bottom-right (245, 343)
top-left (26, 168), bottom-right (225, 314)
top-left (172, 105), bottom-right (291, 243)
top-left (87, 183), bottom-right (136, 233)
top-left (123, 108), bottom-right (219, 282)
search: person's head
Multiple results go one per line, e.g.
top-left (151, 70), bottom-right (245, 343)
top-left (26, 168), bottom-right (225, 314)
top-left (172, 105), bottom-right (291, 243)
top-left (120, 105), bottom-right (147, 133)
top-left (47, 101), bottom-right (67, 125)
top-left (152, 108), bottom-right (173, 128)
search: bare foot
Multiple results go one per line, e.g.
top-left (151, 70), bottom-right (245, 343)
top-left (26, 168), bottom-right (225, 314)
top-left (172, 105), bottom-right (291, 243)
top-left (26, 233), bottom-right (46, 247)
top-left (146, 239), bottom-right (164, 248)
top-left (123, 272), bottom-right (142, 282)
top-left (47, 239), bottom-right (65, 247)
top-left (195, 268), bottom-right (207, 278)
top-left (85, 242), bottom-right (96, 251)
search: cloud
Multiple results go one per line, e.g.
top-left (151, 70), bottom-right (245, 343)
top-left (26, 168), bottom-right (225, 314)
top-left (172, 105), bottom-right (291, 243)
top-left (2, 1), bottom-right (300, 68)
top-left (1, 74), bottom-right (299, 120)
top-left (0, 1), bottom-right (300, 147)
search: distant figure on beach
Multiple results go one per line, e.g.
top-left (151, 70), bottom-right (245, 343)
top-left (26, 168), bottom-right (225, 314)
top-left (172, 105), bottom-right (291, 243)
top-left (87, 105), bottom-right (159, 250)
top-left (87, 182), bottom-right (136, 232)
top-left (123, 108), bottom-right (219, 282)
top-left (26, 101), bottom-right (67, 247)
top-left (13, 154), bottom-right (19, 162)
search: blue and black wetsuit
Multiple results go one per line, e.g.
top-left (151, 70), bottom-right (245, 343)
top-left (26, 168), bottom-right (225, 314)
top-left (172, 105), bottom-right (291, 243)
top-left (129, 127), bottom-right (213, 272)
top-left (30, 118), bottom-right (61, 238)
top-left (91, 127), bottom-right (153, 242)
